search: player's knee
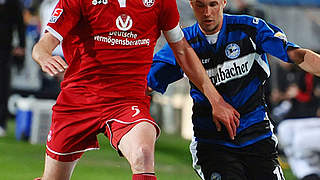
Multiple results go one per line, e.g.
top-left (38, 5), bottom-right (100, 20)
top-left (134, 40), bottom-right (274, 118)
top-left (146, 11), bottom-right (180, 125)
top-left (130, 144), bottom-right (154, 172)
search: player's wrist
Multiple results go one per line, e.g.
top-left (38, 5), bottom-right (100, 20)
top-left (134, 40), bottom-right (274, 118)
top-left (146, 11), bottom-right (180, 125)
top-left (202, 84), bottom-right (222, 106)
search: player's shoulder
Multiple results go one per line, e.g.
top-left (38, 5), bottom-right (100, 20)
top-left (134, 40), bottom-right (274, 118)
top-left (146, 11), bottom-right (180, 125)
top-left (181, 23), bottom-right (200, 41)
top-left (224, 13), bottom-right (267, 28)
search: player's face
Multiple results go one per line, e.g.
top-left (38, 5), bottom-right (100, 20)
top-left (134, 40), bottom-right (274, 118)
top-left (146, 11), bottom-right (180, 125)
top-left (190, 0), bottom-right (226, 35)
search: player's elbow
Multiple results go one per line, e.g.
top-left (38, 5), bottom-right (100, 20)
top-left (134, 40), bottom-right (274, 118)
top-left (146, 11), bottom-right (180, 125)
top-left (31, 43), bottom-right (39, 62)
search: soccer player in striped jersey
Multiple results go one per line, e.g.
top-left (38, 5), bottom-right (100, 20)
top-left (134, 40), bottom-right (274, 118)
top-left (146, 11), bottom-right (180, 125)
top-left (147, 0), bottom-right (320, 179)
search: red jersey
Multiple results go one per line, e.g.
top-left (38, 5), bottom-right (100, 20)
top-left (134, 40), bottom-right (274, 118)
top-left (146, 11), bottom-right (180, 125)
top-left (47, 0), bottom-right (180, 97)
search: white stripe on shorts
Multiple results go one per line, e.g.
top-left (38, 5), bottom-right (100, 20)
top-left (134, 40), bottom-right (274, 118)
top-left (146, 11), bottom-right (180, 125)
top-left (190, 136), bottom-right (205, 180)
top-left (46, 145), bottom-right (99, 156)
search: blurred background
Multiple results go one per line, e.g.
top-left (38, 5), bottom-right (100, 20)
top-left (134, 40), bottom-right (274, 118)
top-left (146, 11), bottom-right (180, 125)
top-left (1, 0), bottom-right (320, 179)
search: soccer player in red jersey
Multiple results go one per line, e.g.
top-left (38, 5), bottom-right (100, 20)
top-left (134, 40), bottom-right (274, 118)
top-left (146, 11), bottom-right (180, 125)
top-left (32, 0), bottom-right (239, 179)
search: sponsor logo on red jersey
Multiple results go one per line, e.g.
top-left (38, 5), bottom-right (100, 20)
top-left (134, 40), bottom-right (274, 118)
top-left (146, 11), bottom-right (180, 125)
top-left (116, 14), bottom-right (133, 31)
top-left (49, 8), bottom-right (63, 23)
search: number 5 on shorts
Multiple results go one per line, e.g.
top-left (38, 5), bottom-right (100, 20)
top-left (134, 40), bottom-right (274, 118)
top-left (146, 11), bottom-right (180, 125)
top-left (131, 106), bottom-right (140, 117)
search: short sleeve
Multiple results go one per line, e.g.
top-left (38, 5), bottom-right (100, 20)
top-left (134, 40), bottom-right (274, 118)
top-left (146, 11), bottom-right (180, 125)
top-left (159, 0), bottom-right (180, 31)
top-left (45, 0), bottom-right (81, 41)
top-left (255, 18), bottom-right (300, 63)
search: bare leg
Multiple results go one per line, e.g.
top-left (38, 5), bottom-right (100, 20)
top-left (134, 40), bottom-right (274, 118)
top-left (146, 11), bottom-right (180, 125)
top-left (41, 155), bottom-right (79, 180)
top-left (118, 122), bottom-right (157, 174)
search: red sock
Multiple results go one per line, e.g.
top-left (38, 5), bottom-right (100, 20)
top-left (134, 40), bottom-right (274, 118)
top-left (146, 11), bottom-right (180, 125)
top-left (132, 173), bottom-right (157, 180)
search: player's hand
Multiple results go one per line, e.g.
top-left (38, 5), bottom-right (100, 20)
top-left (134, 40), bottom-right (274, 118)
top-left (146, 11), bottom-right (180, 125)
top-left (211, 98), bottom-right (240, 140)
top-left (38, 55), bottom-right (68, 77)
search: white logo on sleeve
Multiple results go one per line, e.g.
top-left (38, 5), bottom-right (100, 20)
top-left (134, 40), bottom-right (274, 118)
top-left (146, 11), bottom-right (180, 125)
top-left (274, 32), bottom-right (287, 43)
top-left (253, 17), bottom-right (259, 24)
top-left (116, 14), bottom-right (133, 31)
top-left (131, 106), bottom-right (140, 117)
top-left (49, 8), bottom-right (63, 23)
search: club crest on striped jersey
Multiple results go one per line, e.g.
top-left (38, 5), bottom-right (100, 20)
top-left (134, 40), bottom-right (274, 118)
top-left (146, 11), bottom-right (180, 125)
top-left (116, 14), bottom-right (133, 31)
top-left (49, 8), bottom-right (63, 23)
top-left (142, 0), bottom-right (155, 7)
top-left (225, 43), bottom-right (240, 59)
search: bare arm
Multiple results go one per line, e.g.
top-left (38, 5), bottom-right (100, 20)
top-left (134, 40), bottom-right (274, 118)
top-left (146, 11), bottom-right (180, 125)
top-left (288, 48), bottom-right (320, 76)
top-left (167, 37), bottom-right (240, 139)
top-left (32, 32), bottom-right (68, 76)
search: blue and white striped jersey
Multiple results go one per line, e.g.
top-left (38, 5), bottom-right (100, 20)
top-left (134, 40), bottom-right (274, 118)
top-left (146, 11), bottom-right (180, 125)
top-left (147, 14), bottom-right (299, 148)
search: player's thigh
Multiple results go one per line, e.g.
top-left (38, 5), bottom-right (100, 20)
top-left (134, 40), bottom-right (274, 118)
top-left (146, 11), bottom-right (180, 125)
top-left (246, 139), bottom-right (285, 180)
top-left (191, 141), bottom-right (248, 180)
top-left (118, 121), bottom-right (157, 158)
top-left (117, 122), bottom-right (157, 173)
top-left (247, 157), bottom-right (284, 180)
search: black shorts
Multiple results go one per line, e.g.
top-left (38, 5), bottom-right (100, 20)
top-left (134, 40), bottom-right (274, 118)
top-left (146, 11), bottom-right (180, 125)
top-left (190, 137), bottom-right (285, 180)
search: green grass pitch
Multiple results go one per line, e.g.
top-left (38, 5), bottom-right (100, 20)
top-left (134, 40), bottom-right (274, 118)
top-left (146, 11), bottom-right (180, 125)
top-left (0, 119), bottom-right (297, 180)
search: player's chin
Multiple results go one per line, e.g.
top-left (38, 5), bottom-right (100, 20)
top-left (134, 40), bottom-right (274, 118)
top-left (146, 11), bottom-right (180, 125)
top-left (202, 26), bottom-right (216, 34)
